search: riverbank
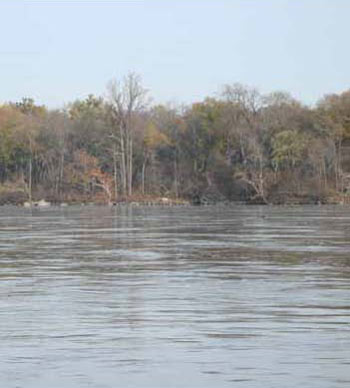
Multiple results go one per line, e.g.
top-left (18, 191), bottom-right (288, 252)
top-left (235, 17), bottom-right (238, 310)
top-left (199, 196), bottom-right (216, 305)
top-left (0, 190), bottom-right (192, 207)
top-left (0, 185), bottom-right (349, 207)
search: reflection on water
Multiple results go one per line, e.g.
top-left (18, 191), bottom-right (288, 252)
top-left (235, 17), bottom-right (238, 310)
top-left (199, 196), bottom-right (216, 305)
top-left (0, 205), bottom-right (350, 388)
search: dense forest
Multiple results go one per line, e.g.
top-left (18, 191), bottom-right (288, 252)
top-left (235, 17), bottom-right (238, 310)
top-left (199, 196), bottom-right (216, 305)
top-left (1, 73), bottom-right (350, 205)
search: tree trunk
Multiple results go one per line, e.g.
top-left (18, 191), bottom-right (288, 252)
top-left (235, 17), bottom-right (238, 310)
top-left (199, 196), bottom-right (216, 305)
top-left (120, 126), bottom-right (127, 195)
top-left (113, 144), bottom-right (118, 202)
top-left (174, 151), bottom-right (178, 198)
top-left (28, 156), bottom-right (32, 205)
top-left (142, 159), bottom-right (146, 195)
top-left (323, 158), bottom-right (327, 191)
top-left (128, 135), bottom-right (133, 196)
top-left (59, 148), bottom-right (64, 199)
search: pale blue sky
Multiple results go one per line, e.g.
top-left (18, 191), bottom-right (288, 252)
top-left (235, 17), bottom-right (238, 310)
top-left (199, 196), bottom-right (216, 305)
top-left (0, 0), bottom-right (349, 107)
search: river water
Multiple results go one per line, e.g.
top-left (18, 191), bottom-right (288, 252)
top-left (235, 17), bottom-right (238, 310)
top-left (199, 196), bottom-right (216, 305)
top-left (0, 205), bottom-right (350, 387)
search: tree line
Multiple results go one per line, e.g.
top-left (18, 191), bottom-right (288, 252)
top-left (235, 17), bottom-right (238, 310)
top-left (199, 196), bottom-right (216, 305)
top-left (0, 73), bottom-right (350, 204)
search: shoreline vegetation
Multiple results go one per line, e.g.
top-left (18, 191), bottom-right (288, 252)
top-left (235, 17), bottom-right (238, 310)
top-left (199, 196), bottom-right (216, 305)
top-left (2, 195), bottom-right (350, 208)
top-left (1, 73), bottom-right (350, 207)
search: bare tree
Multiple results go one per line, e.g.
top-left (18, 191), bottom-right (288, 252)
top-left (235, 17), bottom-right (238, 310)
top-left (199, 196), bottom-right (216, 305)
top-left (221, 83), bottom-right (263, 165)
top-left (107, 73), bottom-right (149, 197)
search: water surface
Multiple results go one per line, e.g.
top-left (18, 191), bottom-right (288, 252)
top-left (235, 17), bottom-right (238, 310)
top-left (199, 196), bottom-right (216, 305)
top-left (1, 205), bottom-right (350, 387)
